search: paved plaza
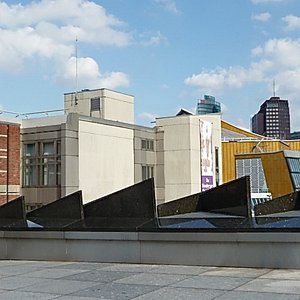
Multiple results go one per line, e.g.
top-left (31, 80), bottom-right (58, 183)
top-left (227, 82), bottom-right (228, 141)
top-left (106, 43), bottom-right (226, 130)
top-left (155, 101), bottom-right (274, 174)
top-left (0, 260), bottom-right (298, 299)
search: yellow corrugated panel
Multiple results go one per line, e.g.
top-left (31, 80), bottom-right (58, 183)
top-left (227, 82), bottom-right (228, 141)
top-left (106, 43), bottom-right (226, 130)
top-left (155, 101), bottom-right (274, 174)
top-left (234, 151), bottom-right (294, 198)
top-left (262, 152), bottom-right (293, 198)
top-left (221, 120), bottom-right (263, 138)
top-left (287, 141), bottom-right (300, 151)
top-left (222, 140), bottom-right (293, 186)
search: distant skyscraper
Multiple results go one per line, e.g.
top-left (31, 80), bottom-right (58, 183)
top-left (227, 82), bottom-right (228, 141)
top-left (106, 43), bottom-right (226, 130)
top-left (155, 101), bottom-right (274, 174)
top-left (197, 95), bottom-right (221, 115)
top-left (251, 96), bottom-right (290, 140)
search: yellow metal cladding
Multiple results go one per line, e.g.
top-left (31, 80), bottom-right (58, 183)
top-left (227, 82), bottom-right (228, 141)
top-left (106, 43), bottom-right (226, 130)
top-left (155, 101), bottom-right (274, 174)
top-left (221, 120), bottom-right (300, 197)
top-left (287, 140), bottom-right (300, 151)
top-left (221, 120), bottom-right (263, 138)
top-left (222, 140), bottom-right (289, 183)
top-left (235, 152), bottom-right (294, 198)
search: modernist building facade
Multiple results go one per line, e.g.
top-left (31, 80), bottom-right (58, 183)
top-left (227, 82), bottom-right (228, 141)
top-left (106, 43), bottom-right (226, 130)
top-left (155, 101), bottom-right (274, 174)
top-left (1, 89), bottom-right (222, 210)
top-left (222, 120), bottom-right (300, 203)
top-left (251, 96), bottom-right (291, 140)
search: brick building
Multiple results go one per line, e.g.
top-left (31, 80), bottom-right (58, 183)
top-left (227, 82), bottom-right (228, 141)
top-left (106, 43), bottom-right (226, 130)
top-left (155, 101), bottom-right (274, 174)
top-left (0, 122), bottom-right (20, 205)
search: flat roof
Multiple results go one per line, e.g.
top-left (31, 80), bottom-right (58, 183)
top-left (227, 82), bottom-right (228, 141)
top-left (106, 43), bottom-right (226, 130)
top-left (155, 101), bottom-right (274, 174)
top-left (64, 88), bottom-right (134, 98)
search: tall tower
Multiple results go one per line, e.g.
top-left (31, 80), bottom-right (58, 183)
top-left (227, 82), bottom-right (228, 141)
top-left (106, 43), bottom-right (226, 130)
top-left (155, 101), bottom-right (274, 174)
top-left (251, 96), bottom-right (290, 140)
top-left (196, 95), bottom-right (221, 115)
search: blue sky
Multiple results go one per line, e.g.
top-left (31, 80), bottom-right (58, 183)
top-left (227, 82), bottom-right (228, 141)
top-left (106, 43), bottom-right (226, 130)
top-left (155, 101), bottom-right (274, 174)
top-left (1, 0), bottom-right (300, 130)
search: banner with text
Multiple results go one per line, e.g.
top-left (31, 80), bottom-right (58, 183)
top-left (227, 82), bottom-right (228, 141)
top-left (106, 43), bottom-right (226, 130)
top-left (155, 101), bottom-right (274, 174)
top-left (200, 120), bottom-right (214, 191)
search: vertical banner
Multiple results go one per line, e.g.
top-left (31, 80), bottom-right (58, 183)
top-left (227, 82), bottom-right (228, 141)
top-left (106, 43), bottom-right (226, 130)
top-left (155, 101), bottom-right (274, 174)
top-left (200, 121), bottom-right (214, 191)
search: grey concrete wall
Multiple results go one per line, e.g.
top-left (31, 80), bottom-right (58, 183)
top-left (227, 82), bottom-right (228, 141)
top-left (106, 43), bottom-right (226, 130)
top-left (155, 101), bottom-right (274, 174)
top-left (1, 231), bottom-right (300, 268)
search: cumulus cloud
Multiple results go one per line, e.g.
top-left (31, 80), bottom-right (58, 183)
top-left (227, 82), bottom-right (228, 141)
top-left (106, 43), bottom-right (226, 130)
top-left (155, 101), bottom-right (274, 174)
top-left (185, 37), bottom-right (300, 128)
top-left (0, 0), bottom-right (131, 89)
top-left (185, 38), bottom-right (300, 93)
top-left (154, 0), bottom-right (181, 16)
top-left (57, 57), bottom-right (129, 90)
top-left (252, 12), bottom-right (271, 22)
top-left (0, 0), bottom-right (131, 45)
top-left (282, 15), bottom-right (300, 31)
top-left (184, 64), bottom-right (265, 95)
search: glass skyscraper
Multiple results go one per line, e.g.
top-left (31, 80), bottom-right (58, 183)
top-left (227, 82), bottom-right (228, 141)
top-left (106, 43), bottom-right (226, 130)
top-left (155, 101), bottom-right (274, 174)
top-left (197, 95), bottom-right (221, 115)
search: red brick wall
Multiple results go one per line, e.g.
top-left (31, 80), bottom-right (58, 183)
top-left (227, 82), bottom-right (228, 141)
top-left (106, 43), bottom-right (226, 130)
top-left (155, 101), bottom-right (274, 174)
top-left (0, 123), bottom-right (20, 205)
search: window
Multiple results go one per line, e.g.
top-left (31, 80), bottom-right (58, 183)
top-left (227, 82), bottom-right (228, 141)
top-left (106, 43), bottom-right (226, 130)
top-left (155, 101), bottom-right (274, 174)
top-left (286, 158), bottom-right (300, 190)
top-left (23, 140), bottom-right (61, 187)
top-left (141, 139), bottom-right (154, 151)
top-left (42, 142), bottom-right (56, 186)
top-left (142, 165), bottom-right (154, 180)
top-left (236, 158), bottom-right (268, 193)
top-left (24, 143), bottom-right (37, 186)
top-left (90, 97), bottom-right (101, 111)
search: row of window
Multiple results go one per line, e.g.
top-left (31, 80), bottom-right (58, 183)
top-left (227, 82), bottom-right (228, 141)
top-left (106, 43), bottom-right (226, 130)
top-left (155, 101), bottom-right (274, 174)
top-left (23, 140), bottom-right (61, 187)
top-left (22, 140), bottom-right (219, 188)
top-left (141, 139), bottom-right (154, 151)
top-left (142, 165), bottom-right (154, 180)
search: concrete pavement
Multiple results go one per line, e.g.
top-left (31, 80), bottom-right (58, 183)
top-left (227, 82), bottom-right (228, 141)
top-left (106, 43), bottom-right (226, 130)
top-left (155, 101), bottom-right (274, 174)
top-left (0, 260), bottom-right (298, 299)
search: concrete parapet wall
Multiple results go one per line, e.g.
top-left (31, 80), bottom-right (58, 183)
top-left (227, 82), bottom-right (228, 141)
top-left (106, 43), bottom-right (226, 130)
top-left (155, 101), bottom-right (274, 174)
top-left (1, 231), bottom-right (300, 268)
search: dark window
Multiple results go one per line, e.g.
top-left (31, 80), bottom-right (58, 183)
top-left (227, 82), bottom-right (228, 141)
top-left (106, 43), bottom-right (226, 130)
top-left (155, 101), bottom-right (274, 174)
top-left (142, 165), bottom-right (154, 180)
top-left (141, 139), bottom-right (154, 151)
top-left (90, 97), bottom-right (101, 111)
top-left (23, 140), bottom-right (61, 187)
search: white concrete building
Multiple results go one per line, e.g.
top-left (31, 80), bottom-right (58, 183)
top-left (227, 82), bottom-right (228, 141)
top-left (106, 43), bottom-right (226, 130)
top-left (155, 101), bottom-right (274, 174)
top-left (155, 113), bottom-right (222, 203)
top-left (9, 88), bottom-right (222, 209)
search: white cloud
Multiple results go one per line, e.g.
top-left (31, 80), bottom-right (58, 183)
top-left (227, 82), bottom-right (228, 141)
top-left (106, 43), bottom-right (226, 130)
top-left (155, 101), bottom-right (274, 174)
top-left (0, 0), bottom-right (131, 45)
top-left (185, 38), bottom-right (300, 94)
top-left (0, 0), bottom-right (132, 89)
top-left (100, 72), bottom-right (130, 90)
top-left (282, 15), bottom-right (300, 31)
top-left (184, 65), bottom-right (264, 95)
top-left (57, 56), bottom-right (129, 90)
top-left (154, 0), bottom-right (181, 16)
top-left (252, 12), bottom-right (271, 22)
top-left (0, 26), bottom-right (72, 71)
top-left (185, 37), bottom-right (300, 129)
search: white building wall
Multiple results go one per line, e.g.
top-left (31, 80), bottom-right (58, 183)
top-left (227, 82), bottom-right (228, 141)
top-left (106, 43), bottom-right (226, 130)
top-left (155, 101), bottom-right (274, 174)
top-left (156, 116), bottom-right (193, 202)
top-left (156, 114), bottom-right (222, 203)
top-left (102, 90), bottom-right (134, 124)
top-left (78, 120), bottom-right (134, 204)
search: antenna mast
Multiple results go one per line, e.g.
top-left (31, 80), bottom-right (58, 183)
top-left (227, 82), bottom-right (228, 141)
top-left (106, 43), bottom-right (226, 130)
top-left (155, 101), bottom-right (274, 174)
top-left (273, 79), bottom-right (276, 97)
top-left (75, 36), bottom-right (78, 105)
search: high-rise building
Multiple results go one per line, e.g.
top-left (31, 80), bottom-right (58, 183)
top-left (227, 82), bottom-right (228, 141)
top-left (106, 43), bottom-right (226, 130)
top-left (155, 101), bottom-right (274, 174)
top-left (197, 95), bottom-right (221, 115)
top-left (251, 96), bottom-right (290, 140)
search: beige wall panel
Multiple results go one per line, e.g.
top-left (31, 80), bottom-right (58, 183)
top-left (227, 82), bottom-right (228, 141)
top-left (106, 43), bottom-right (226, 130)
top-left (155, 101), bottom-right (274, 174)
top-left (79, 120), bottom-right (134, 204)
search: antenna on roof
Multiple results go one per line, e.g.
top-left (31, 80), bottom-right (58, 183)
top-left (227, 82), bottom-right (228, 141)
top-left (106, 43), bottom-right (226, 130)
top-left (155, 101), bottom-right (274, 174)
top-left (75, 36), bottom-right (78, 106)
top-left (273, 79), bottom-right (276, 97)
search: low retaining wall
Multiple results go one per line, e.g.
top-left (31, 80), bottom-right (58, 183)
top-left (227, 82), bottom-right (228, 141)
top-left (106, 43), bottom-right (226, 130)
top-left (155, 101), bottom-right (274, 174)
top-left (0, 231), bottom-right (300, 268)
